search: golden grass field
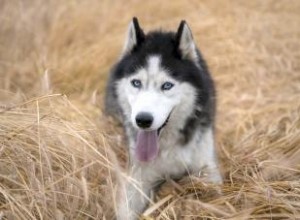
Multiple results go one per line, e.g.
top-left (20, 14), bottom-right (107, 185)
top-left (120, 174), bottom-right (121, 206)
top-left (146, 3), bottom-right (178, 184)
top-left (1, 0), bottom-right (300, 219)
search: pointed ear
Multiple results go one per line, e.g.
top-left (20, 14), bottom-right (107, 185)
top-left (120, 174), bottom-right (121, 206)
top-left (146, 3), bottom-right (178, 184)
top-left (122, 17), bottom-right (145, 55)
top-left (176, 21), bottom-right (198, 63)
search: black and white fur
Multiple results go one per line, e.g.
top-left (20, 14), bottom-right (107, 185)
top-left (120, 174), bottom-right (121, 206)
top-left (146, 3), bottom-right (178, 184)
top-left (105, 18), bottom-right (222, 220)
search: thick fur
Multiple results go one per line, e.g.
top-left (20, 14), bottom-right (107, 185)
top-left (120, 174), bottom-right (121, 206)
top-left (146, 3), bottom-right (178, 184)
top-left (105, 18), bottom-right (222, 219)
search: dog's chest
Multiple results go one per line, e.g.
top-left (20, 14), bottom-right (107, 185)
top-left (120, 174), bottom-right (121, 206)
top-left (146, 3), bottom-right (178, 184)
top-left (144, 134), bottom-right (205, 181)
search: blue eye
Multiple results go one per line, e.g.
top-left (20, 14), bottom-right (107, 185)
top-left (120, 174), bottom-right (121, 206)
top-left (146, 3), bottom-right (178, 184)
top-left (131, 79), bottom-right (142, 88)
top-left (161, 82), bottom-right (174, 91)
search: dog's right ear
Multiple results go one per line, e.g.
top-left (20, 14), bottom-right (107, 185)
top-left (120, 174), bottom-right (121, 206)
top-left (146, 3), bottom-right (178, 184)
top-left (122, 17), bottom-right (145, 55)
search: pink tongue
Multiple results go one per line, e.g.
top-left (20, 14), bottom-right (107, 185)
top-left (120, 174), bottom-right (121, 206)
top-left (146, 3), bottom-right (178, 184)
top-left (135, 130), bottom-right (159, 162)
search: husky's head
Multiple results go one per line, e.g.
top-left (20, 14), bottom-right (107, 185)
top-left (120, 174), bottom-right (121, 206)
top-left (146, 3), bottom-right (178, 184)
top-left (112, 18), bottom-right (213, 162)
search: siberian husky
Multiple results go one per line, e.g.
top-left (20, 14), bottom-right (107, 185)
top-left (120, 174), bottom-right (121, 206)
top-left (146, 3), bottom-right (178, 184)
top-left (105, 17), bottom-right (222, 219)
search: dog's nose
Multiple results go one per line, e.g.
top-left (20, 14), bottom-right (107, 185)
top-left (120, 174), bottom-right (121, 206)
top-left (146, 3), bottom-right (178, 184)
top-left (135, 112), bottom-right (153, 128)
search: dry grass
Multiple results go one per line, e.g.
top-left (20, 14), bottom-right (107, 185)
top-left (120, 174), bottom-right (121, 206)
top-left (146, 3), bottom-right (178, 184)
top-left (1, 0), bottom-right (300, 219)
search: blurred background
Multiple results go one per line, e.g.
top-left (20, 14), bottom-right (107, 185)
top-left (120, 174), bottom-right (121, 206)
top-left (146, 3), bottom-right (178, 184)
top-left (0, 0), bottom-right (300, 219)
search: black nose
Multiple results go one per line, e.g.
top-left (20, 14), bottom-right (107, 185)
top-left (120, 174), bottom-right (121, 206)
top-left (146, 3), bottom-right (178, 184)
top-left (135, 112), bottom-right (153, 128)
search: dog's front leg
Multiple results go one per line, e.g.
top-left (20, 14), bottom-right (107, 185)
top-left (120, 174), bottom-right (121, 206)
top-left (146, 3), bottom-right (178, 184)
top-left (117, 165), bottom-right (154, 220)
top-left (196, 127), bottom-right (223, 184)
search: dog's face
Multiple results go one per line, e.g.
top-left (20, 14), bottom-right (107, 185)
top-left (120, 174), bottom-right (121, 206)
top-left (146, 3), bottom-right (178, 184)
top-left (118, 55), bottom-right (197, 132)
top-left (116, 18), bottom-right (200, 134)
top-left (114, 18), bottom-right (203, 161)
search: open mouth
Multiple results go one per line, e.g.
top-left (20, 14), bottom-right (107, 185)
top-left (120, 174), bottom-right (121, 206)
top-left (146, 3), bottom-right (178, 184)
top-left (157, 114), bottom-right (171, 135)
top-left (135, 112), bottom-right (172, 162)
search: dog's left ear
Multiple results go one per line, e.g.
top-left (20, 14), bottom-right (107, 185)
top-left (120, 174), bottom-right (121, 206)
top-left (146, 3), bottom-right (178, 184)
top-left (176, 21), bottom-right (198, 63)
top-left (122, 17), bottom-right (145, 55)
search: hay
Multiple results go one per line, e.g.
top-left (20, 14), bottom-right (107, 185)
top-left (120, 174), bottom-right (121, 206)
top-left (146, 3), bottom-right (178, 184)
top-left (1, 0), bottom-right (300, 219)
